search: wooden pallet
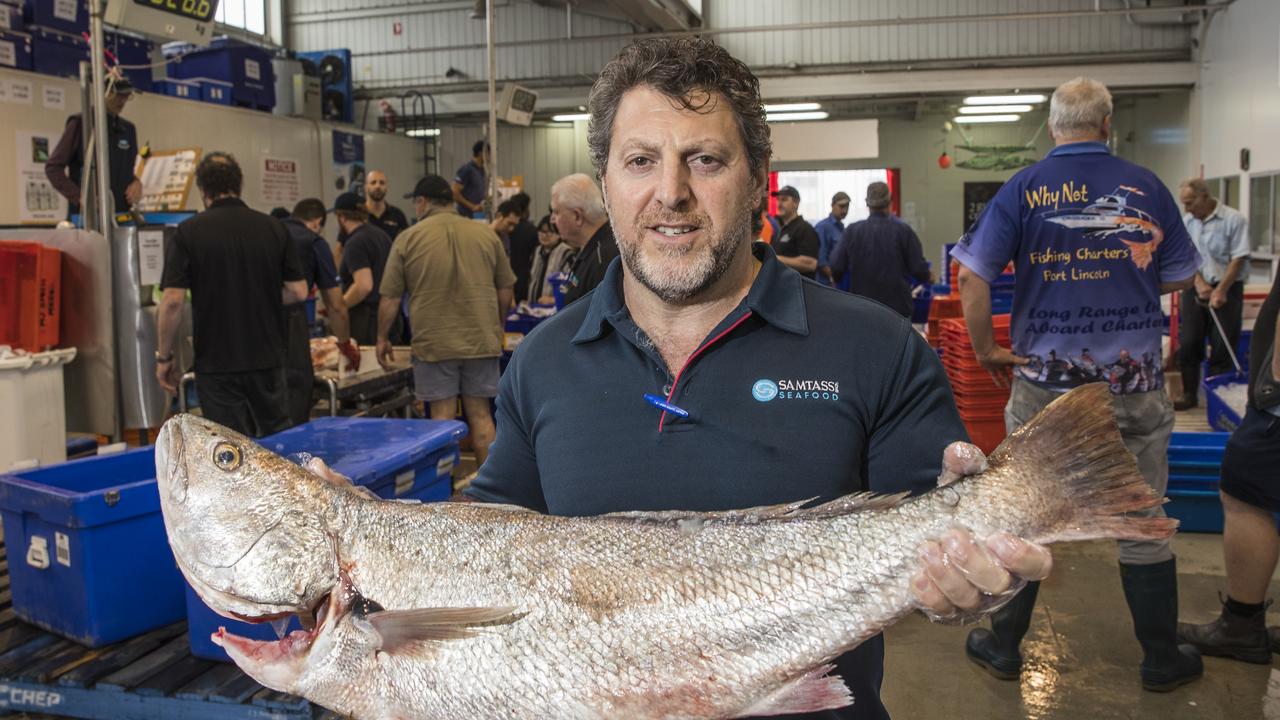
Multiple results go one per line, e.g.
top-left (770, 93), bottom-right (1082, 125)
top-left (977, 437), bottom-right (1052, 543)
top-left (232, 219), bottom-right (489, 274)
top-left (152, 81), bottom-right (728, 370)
top-left (0, 546), bottom-right (344, 720)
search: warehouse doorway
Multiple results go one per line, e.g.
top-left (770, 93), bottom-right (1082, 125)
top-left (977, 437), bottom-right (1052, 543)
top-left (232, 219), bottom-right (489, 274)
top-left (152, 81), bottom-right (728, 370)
top-left (769, 169), bottom-right (899, 222)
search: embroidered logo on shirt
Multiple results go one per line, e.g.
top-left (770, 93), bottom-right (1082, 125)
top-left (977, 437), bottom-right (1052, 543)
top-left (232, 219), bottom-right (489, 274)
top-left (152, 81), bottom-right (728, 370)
top-left (752, 378), bottom-right (840, 402)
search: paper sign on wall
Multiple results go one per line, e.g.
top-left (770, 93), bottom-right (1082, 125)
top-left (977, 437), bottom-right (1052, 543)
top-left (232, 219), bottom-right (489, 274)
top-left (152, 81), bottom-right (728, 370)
top-left (15, 130), bottom-right (68, 223)
top-left (332, 130), bottom-right (365, 197)
top-left (8, 79), bottom-right (31, 105)
top-left (261, 156), bottom-right (301, 207)
top-left (42, 86), bottom-right (65, 110)
top-left (138, 230), bottom-right (165, 286)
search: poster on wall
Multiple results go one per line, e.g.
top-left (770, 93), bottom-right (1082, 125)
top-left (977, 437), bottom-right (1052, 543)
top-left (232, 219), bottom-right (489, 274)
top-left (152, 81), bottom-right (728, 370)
top-left (15, 131), bottom-right (68, 224)
top-left (262, 157), bottom-right (301, 208)
top-left (963, 182), bottom-right (1004, 232)
top-left (332, 131), bottom-right (365, 197)
top-left (134, 147), bottom-right (201, 212)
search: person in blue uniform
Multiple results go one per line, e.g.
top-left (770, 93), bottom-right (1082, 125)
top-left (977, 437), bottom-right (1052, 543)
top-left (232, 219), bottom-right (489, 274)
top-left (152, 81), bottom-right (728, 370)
top-left (813, 191), bottom-right (849, 287)
top-left (465, 36), bottom-right (1052, 720)
top-left (952, 76), bottom-right (1203, 693)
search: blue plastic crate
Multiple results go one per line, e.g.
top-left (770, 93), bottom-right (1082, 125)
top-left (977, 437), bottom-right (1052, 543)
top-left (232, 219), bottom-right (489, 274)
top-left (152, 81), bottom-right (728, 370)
top-left (153, 78), bottom-right (199, 100)
top-left (0, 447), bottom-right (186, 646)
top-left (30, 25), bottom-right (84, 79)
top-left (1165, 488), bottom-right (1224, 533)
top-left (1204, 371), bottom-right (1248, 432)
top-left (191, 77), bottom-right (233, 105)
top-left (0, 28), bottom-right (31, 70)
top-left (169, 38), bottom-right (274, 110)
top-left (187, 417), bottom-right (466, 661)
top-left (24, 0), bottom-right (88, 34)
top-left (0, 3), bottom-right (23, 32)
top-left (104, 30), bottom-right (153, 92)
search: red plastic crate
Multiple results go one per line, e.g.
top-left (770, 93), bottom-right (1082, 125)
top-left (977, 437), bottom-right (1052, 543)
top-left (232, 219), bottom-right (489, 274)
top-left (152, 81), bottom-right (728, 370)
top-left (963, 416), bottom-right (1008, 455)
top-left (0, 242), bottom-right (61, 351)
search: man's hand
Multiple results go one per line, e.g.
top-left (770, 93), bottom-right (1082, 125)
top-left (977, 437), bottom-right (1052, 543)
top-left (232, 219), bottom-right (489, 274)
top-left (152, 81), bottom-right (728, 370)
top-left (1194, 275), bottom-right (1213, 301)
top-left (338, 339), bottom-right (361, 373)
top-left (125, 178), bottom-right (142, 205)
top-left (911, 441), bottom-right (1054, 620)
top-left (155, 360), bottom-right (180, 395)
top-left (1209, 285), bottom-right (1228, 310)
top-left (976, 346), bottom-right (1029, 389)
top-left (376, 338), bottom-right (394, 371)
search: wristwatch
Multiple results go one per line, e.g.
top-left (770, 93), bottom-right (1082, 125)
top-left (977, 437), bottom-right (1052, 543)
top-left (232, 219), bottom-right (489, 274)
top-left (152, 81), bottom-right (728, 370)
top-left (155, 351), bottom-right (174, 364)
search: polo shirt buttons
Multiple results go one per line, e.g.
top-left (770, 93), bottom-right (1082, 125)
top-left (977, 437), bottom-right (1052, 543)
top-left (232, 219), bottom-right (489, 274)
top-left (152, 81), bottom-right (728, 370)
top-left (662, 383), bottom-right (672, 395)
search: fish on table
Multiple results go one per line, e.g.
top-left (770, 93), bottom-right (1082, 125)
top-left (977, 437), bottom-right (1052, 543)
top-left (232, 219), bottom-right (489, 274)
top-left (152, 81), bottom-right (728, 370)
top-left (155, 383), bottom-right (1174, 720)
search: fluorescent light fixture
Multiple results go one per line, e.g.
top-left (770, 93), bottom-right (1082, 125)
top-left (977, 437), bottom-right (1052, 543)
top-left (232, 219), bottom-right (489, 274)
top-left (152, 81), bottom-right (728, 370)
top-left (953, 114), bottom-right (1020, 124)
top-left (958, 104), bottom-right (1033, 114)
top-left (766, 111), bottom-right (829, 122)
top-left (551, 113), bottom-right (591, 122)
top-left (405, 128), bottom-right (441, 137)
top-left (763, 102), bottom-right (821, 112)
top-left (963, 94), bottom-right (1047, 105)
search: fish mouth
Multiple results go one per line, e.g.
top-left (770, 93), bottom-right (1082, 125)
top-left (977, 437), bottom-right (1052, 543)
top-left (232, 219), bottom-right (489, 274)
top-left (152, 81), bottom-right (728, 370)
top-left (214, 585), bottom-right (346, 667)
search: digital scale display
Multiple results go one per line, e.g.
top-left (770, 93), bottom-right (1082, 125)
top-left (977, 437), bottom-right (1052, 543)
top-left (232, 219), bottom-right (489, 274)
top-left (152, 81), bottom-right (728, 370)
top-left (104, 0), bottom-right (220, 45)
top-left (133, 0), bottom-right (216, 23)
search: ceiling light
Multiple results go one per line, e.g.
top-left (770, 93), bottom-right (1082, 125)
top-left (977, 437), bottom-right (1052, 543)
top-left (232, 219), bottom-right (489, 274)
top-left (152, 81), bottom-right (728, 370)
top-left (953, 114), bottom-right (1020, 124)
top-left (551, 113), bottom-right (590, 122)
top-left (766, 111), bottom-right (829, 122)
top-left (959, 104), bottom-right (1033, 114)
top-left (964, 94), bottom-right (1047, 105)
top-left (405, 128), bottom-right (440, 137)
top-left (763, 102), bottom-right (821, 112)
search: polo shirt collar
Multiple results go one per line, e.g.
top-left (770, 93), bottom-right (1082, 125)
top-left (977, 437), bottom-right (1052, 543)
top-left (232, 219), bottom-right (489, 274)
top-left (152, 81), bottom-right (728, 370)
top-left (570, 241), bottom-right (809, 345)
top-left (1046, 140), bottom-right (1111, 158)
top-left (209, 197), bottom-right (246, 210)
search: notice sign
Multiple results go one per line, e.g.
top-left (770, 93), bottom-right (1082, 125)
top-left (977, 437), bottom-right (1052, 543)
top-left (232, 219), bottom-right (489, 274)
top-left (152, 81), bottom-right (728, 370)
top-left (261, 156), bottom-right (301, 207)
top-left (15, 130), bottom-right (68, 224)
top-left (138, 230), bottom-right (164, 287)
top-left (331, 130), bottom-right (365, 197)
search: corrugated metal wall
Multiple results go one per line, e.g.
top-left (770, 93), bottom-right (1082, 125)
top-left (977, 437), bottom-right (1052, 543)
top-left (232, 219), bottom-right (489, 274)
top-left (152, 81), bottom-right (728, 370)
top-left (285, 0), bottom-right (1192, 97)
top-left (711, 0), bottom-right (1190, 69)
top-left (433, 121), bottom-right (593, 215)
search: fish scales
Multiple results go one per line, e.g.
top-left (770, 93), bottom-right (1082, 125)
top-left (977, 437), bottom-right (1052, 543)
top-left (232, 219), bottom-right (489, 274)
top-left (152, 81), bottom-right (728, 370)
top-left (157, 383), bottom-right (1176, 719)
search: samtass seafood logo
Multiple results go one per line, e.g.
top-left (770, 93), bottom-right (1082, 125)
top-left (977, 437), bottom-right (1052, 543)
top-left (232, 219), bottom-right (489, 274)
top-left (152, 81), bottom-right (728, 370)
top-left (752, 378), bottom-right (840, 402)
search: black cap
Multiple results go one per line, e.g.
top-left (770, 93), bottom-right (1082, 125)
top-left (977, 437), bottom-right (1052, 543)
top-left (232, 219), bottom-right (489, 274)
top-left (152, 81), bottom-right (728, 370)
top-left (771, 185), bottom-right (800, 201)
top-left (404, 174), bottom-right (454, 204)
top-left (331, 192), bottom-right (364, 212)
top-left (106, 75), bottom-right (134, 95)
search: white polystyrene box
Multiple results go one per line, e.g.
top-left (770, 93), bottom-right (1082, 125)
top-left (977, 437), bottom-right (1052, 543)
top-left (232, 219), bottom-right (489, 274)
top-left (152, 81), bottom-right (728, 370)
top-left (0, 348), bottom-right (76, 470)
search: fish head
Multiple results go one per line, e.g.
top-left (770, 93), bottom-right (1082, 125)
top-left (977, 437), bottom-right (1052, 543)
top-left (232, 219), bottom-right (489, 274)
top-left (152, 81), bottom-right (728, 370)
top-left (156, 414), bottom-right (339, 624)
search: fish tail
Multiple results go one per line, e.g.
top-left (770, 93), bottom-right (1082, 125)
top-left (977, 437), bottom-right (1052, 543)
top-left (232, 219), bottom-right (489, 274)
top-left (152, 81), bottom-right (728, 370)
top-left (989, 383), bottom-right (1177, 544)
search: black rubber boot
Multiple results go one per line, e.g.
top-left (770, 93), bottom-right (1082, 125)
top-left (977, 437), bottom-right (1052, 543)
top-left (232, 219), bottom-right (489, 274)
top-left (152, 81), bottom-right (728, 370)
top-left (965, 581), bottom-right (1040, 680)
top-left (1174, 366), bottom-right (1200, 411)
top-left (1119, 559), bottom-right (1204, 692)
top-left (1177, 597), bottom-right (1271, 664)
top-left (1268, 626), bottom-right (1280, 654)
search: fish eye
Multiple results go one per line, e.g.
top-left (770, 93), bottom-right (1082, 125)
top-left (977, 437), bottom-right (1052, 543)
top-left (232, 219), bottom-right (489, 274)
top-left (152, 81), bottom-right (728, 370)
top-left (213, 442), bottom-right (242, 472)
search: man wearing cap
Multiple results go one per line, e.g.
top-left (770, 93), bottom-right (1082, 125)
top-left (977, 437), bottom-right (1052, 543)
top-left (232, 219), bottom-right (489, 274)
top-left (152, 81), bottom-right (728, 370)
top-left (830, 182), bottom-right (933, 318)
top-left (377, 176), bottom-right (516, 465)
top-left (814, 191), bottom-right (851, 287)
top-left (771, 185), bottom-right (820, 279)
top-left (453, 140), bottom-right (490, 218)
top-left (334, 192), bottom-right (397, 345)
top-left (46, 74), bottom-right (142, 216)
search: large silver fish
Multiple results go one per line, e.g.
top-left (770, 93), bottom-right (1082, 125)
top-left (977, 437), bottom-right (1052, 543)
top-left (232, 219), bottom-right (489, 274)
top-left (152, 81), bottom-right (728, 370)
top-left (156, 383), bottom-right (1174, 719)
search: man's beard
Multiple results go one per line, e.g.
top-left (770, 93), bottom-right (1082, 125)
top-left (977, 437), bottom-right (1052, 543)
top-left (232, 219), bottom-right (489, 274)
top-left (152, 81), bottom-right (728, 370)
top-left (368, 188), bottom-right (386, 202)
top-left (616, 203), bottom-right (754, 304)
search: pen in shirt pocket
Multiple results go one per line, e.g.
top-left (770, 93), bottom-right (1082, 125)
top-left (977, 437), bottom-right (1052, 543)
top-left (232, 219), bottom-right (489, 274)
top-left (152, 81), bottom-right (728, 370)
top-left (644, 393), bottom-right (689, 419)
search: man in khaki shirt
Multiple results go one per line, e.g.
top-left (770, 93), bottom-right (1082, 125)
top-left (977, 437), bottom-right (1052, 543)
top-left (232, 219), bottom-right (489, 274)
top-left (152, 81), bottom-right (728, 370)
top-left (377, 175), bottom-right (516, 464)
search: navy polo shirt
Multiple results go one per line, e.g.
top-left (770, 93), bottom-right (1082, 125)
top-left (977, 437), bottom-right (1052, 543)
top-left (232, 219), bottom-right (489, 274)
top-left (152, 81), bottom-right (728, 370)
top-left (467, 242), bottom-right (967, 720)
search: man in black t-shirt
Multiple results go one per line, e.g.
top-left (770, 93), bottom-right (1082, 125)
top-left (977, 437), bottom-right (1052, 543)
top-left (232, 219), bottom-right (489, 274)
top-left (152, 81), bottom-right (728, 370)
top-left (365, 170), bottom-right (410, 240)
top-left (156, 152), bottom-right (307, 437)
top-left (771, 185), bottom-right (820, 279)
top-left (334, 192), bottom-right (398, 345)
top-left (507, 192), bottom-right (539, 301)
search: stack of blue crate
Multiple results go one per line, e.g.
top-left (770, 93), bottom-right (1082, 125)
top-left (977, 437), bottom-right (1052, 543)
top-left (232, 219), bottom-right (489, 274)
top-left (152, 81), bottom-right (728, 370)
top-left (167, 37), bottom-right (275, 111)
top-left (0, 1), bottom-right (32, 71)
top-left (24, 0), bottom-right (88, 79)
top-left (1164, 431), bottom-right (1229, 532)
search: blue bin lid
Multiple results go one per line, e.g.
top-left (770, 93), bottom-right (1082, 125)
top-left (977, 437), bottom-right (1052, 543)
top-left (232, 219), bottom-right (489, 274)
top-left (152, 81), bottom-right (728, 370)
top-left (0, 447), bottom-right (160, 528)
top-left (260, 418), bottom-right (468, 488)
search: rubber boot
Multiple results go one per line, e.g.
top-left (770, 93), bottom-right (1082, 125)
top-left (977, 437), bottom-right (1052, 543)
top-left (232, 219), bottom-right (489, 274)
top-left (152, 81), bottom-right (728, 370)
top-left (1177, 597), bottom-right (1271, 664)
top-left (1174, 365), bottom-right (1199, 411)
top-left (1119, 559), bottom-right (1204, 692)
top-left (1270, 626), bottom-right (1280, 654)
top-left (965, 581), bottom-right (1040, 680)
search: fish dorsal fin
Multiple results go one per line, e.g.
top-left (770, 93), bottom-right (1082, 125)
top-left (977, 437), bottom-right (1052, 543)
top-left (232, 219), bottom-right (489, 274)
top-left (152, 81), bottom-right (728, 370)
top-left (600, 500), bottom-right (814, 527)
top-left (367, 606), bottom-right (523, 652)
top-left (803, 491), bottom-right (911, 518)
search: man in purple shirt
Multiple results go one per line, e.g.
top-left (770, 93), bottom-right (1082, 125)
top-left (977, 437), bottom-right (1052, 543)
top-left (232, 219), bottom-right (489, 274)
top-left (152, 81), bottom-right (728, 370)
top-left (952, 77), bottom-right (1203, 693)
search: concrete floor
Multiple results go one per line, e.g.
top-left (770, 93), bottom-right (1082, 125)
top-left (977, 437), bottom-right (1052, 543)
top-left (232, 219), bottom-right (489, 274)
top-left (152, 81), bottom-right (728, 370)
top-left (882, 534), bottom-right (1280, 720)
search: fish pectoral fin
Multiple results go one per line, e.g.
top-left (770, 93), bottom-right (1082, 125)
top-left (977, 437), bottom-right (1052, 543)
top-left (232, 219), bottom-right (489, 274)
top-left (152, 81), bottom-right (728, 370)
top-left (368, 606), bottom-right (522, 652)
top-left (734, 665), bottom-right (853, 718)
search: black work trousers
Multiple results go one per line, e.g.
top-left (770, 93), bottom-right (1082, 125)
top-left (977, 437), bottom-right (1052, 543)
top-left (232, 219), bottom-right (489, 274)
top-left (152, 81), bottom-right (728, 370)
top-left (1178, 281), bottom-right (1245, 393)
top-left (284, 303), bottom-right (316, 426)
top-left (348, 302), bottom-right (401, 347)
top-left (197, 367), bottom-right (291, 438)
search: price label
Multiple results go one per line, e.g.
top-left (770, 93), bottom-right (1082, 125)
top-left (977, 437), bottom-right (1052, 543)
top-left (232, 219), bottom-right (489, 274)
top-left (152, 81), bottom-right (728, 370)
top-left (245, 58), bottom-right (260, 81)
top-left (0, 41), bottom-right (14, 69)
